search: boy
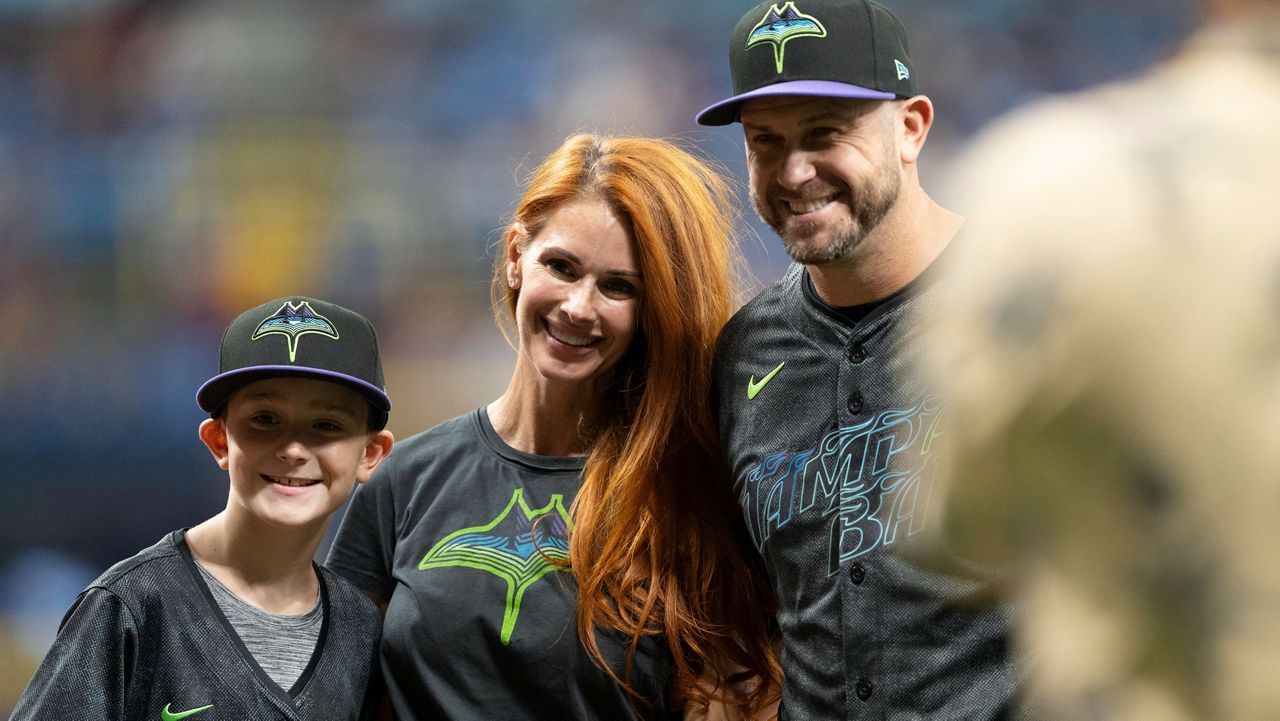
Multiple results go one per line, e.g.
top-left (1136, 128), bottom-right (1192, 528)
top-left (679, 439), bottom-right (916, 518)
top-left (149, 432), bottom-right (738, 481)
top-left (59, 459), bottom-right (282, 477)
top-left (11, 296), bottom-right (395, 721)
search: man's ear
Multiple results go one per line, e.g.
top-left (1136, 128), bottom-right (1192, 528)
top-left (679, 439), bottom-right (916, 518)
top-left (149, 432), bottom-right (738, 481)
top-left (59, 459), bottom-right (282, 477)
top-left (897, 95), bottom-right (934, 166)
top-left (199, 418), bottom-right (230, 470)
top-left (356, 430), bottom-right (395, 484)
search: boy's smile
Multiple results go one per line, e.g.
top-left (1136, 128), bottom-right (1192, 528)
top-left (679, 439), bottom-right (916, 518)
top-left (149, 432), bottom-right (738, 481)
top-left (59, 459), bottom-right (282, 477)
top-left (266, 474), bottom-right (323, 488)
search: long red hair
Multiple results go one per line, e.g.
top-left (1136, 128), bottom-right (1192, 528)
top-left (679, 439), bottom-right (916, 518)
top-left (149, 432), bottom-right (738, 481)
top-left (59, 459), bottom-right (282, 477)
top-left (491, 133), bottom-right (779, 714)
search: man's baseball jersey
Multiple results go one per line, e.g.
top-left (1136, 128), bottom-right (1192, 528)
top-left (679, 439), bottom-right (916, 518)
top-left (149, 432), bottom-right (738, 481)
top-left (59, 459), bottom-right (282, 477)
top-left (713, 262), bottom-right (1020, 720)
top-left (326, 408), bottom-right (678, 721)
top-left (11, 530), bottom-right (382, 721)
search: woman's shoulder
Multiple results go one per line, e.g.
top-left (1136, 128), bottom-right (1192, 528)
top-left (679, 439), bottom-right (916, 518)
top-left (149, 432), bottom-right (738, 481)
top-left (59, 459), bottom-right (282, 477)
top-left (389, 409), bottom-right (486, 456)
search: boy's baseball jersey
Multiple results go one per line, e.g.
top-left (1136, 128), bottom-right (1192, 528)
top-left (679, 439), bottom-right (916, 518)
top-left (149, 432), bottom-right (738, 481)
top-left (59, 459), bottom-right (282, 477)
top-left (713, 263), bottom-right (1021, 720)
top-left (11, 530), bottom-right (382, 721)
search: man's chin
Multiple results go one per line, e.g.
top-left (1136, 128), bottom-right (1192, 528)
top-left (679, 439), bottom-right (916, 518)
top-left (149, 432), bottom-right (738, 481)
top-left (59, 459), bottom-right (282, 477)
top-left (781, 225), bottom-right (855, 265)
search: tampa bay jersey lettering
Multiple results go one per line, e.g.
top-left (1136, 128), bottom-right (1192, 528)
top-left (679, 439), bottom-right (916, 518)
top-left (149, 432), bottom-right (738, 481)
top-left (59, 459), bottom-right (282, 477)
top-left (740, 397), bottom-right (943, 575)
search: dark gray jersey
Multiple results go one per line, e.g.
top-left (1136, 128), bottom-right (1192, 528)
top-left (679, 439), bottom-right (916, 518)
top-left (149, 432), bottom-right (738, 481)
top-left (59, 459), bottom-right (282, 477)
top-left (325, 409), bottom-right (677, 721)
top-left (714, 263), bottom-right (1020, 721)
top-left (11, 530), bottom-right (382, 721)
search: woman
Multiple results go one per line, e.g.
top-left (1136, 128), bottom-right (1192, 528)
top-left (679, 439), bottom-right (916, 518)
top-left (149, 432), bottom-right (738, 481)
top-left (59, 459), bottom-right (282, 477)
top-left (327, 133), bottom-right (778, 719)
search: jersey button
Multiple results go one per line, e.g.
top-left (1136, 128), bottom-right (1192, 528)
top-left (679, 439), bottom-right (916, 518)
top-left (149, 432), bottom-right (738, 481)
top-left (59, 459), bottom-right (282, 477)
top-left (849, 562), bottom-right (866, 585)
top-left (848, 344), bottom-right (867, 363)
top-left (847, 393), bottom-right (864, 414)
top-left (855, 678), bottom-right (874, 701)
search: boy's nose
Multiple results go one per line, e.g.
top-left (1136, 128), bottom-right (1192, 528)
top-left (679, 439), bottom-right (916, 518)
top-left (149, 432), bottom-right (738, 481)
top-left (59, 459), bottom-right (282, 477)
top-left (277, 438), bottom-right (310, 463)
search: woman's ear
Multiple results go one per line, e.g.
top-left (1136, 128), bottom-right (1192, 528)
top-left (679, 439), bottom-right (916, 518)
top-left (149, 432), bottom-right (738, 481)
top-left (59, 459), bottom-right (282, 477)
top-left (505, 224), bottom-right (527, 290)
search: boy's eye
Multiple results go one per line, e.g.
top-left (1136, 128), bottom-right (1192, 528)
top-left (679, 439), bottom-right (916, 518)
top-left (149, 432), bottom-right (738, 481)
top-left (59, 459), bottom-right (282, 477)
top-left (250, 413), bottom-right (280, 426)
top-left (314, 420), bottom-right (344, 433)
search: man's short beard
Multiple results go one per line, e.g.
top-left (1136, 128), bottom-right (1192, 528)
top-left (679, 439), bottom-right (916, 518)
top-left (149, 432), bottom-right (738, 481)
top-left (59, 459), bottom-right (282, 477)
top-left (752, 161), bottom-right (902, 266)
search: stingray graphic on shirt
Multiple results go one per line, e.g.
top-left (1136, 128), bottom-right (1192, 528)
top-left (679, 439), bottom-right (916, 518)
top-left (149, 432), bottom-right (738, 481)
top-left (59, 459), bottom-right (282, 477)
top-left (419, 488), bottom-right (571, 644)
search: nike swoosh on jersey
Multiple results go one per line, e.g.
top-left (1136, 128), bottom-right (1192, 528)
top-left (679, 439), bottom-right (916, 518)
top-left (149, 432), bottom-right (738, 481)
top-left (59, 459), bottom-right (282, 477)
top-left (747, 362), bottom-right (786, 399)
top-left (161, 703), bottom-right (214, 721)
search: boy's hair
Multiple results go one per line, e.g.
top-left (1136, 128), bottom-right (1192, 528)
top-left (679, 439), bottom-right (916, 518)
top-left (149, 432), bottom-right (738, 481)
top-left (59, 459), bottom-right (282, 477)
top-left (196, 296), bottom-right (391, 430)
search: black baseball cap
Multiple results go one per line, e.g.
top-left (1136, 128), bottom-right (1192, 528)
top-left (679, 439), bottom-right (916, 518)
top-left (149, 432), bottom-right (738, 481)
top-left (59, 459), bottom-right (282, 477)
top-left (196, 296), bottom-right (391, 430)
top-left (696, 0), bottom-right (918, 126)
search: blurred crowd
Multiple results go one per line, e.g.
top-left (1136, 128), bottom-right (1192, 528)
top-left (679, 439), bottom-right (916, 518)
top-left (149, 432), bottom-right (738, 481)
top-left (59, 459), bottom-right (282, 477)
top-left (0, 0), bottom-right (1198, 712)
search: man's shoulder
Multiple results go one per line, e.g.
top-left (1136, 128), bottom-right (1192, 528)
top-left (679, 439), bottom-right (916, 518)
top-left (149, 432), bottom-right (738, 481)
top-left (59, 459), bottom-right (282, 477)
top-left (722, 265), bottom-right (805, 340)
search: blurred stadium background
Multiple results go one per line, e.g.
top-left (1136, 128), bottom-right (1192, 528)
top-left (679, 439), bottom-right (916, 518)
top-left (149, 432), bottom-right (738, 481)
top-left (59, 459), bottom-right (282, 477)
top-left (0, 0), bottom-right (1197, 709)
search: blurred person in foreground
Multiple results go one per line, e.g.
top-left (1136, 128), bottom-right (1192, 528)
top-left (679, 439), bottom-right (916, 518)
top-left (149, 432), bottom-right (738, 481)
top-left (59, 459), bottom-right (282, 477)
top-left (926, 0), bottom-right (1280, 719)
top-left (12, 297), bottom-right (395, 720)
top-left (694, 1), bottom-right (1023, 718)
top-left (325, 133), bottom-right (780, 720)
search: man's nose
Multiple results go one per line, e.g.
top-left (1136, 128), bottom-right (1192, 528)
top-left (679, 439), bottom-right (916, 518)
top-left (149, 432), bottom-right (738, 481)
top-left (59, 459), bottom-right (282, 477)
top-left (776, 148), bottom-right (818, 190)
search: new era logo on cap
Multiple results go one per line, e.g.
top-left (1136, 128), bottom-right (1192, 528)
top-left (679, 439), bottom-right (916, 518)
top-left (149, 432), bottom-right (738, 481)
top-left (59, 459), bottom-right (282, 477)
top-left (696, 0), bottom-right (918, 126)
top-left (196, 296), bottom-right (391, 429)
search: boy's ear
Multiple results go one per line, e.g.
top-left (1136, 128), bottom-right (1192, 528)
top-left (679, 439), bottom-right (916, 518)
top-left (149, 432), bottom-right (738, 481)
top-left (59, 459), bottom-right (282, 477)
top-left (356, 430), bottom-right (395, 484)
top-left (199, 418), bottom-right (231, 470)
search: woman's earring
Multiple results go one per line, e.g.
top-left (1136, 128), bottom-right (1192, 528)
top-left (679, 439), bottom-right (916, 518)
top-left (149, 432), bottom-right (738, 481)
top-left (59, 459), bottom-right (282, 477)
top-left (508, 276), bottom-right (518, 288)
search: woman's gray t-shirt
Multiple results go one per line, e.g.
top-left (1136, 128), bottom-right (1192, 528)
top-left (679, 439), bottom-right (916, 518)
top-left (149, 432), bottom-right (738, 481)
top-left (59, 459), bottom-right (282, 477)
top-left (326, 408), bottom-right (677, 720)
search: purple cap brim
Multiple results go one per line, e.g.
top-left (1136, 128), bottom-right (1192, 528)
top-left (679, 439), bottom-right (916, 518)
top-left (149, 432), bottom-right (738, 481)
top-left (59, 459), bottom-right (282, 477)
top-left (695, 80), bottom-right (897, 126)
top-left (196, 365), bottom-right (392, 414)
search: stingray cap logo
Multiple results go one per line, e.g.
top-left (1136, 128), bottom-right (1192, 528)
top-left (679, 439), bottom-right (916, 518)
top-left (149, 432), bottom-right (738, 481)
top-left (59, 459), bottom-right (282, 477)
top-left (251, 301), bottom-right (340, 363)
top-left (747, 2), bottom-right (827, 74)
top-left (419, 488), bottom-right (571, 645)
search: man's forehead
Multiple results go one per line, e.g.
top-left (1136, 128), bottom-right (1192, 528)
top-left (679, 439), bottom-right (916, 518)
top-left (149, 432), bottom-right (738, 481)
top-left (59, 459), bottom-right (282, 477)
top-left (739, 95), bottom-right (878, 125)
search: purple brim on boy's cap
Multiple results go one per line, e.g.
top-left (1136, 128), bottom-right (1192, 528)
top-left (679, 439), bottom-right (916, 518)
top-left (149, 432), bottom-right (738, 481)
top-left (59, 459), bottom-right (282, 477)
top-left (196, 366), bottom-right (391, 416)
top-left (695, 80), bottom-right (896, 126)
top-left (196, 296), bottom-right (391, 430)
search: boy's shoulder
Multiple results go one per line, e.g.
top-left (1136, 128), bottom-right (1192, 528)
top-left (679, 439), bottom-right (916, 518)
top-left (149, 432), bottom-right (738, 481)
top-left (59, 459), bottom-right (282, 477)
top-left (66, 530), bottom-right (191, 630)
top-left (316, 564), bottom-right (382, 627)
top-left (89, 530), bottom-right (186, 593)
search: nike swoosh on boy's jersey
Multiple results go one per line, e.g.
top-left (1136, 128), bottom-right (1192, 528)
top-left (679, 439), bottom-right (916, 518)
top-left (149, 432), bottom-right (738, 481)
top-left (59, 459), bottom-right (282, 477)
top-left (161, 703), bottom-right (213, 721)
top-left (747, 362), bottom-right (786, 399)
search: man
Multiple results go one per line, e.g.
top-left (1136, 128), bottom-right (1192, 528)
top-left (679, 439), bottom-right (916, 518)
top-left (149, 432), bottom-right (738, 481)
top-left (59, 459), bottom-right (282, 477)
top-left (696, 1), bottom-right (1020, 719)
top-left (927, 0), bottom-right (1280, 719)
